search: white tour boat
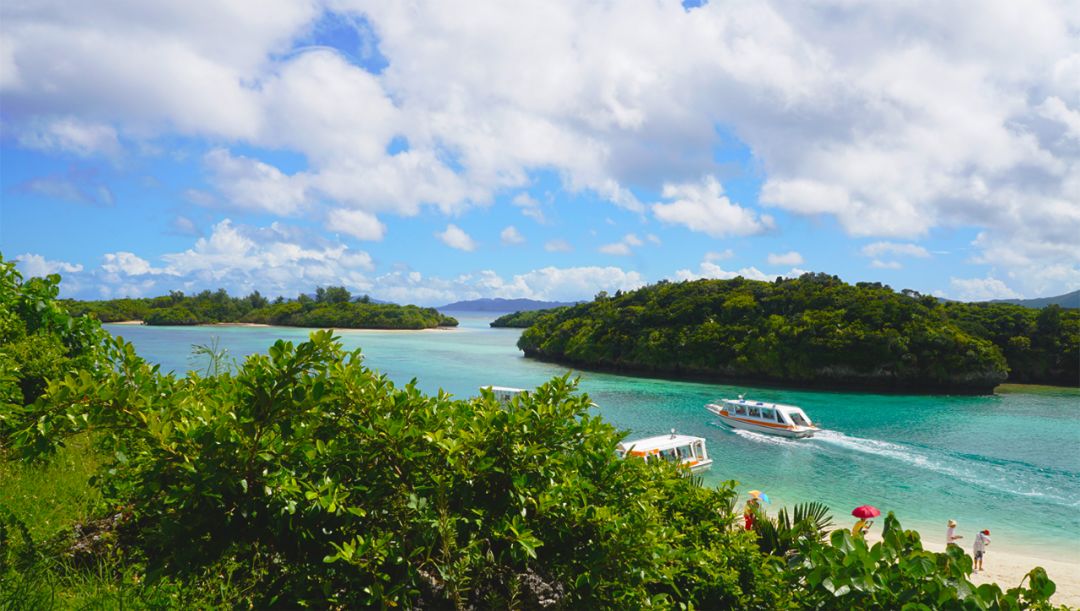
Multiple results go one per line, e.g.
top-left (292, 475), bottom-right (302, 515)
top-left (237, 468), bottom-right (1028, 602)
top-left (481, 386), bottom-right (526, 405)
top-left (705, 397), bottom-right (818, 438)
top-left (616, 430), bottom-right (713, 472)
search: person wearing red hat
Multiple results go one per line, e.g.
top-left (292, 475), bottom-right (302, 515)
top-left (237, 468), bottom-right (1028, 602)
top-left (973, 529), bottom-right (991, 572)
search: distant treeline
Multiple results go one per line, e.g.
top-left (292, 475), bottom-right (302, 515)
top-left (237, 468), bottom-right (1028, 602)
top-left (515, 274), bottom-right (1079, 393)
top-left (490, 309), bottom-right (566, 328)
top-left (64, 286), bottom-right (458, 330)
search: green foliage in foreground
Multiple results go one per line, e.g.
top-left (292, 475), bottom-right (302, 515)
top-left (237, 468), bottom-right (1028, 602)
top-left (4, 333), bottom-right (788, 608)
top-left (519, 275), bottom-right (1013, 393)
top-left (0, 262), bottom-right (1067, 608)
top-left (490, 307), bottom-right (568, 328)
top-left (0, 257), bottom-right (107, 435)
top-left (2, 333), bottom-right (1064, 609)
top-left (65, 285), bottom-right (459, 329)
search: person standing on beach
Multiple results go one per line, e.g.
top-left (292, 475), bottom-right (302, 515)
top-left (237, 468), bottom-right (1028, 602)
top-left (851, 518), bottom-right (872, 538)
top-left (743, 497), bottom-right (760, 530)
top-left (947, 519), bottom-right (963, 546)
top-left (973, 529), bottom-right (991, 571)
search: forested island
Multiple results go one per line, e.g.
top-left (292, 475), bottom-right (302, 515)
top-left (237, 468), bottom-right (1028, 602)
top-left (516, 274), bottom-right (1079, 393)
top-left (64, 286), bottom-right (458, 330)
top-left (490, 307), bottom-right (568, 328)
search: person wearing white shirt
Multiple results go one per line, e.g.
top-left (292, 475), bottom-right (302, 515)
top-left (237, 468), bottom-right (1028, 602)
top-left (946, 519), bottom-right (963, 546)
top-left (973, 529), bottom-right (991, 572)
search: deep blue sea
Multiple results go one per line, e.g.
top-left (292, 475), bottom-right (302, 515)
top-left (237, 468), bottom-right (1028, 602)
top-left (105, 313), bottom-right (1080, 561)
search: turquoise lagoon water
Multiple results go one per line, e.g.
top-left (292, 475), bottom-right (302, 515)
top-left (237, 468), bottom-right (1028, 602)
top-left (105, 314), bottom-right (1080, 562)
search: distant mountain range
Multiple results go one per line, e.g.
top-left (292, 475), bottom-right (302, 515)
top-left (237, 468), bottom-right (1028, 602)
top-left (437, 298), bottom-right (578, 312)
top-left (988, 289), bottom-right (1079, 309)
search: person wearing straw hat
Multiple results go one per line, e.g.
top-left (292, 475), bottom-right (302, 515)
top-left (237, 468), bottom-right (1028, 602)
top-left (743, 490), bottom-right (769, 530)
top-left (946, 519), bottom-right (963, 546)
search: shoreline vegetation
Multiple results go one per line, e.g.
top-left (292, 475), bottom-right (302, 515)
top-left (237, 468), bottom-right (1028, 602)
top-left (505, 274), bottom-right (1079, 394)
top-left (65, 285), bottom-right (458, 330)
top-left (0, 257), bottom-right (1073, 607)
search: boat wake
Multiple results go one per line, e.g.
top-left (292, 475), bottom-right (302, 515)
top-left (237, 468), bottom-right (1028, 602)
top-left (810, 430), bottom-right (1079, 509)
top-left (729, 428), bottom-right (806, 447)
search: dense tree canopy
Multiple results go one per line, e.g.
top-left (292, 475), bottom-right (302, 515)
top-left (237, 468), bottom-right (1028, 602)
top-left (490, 307), bottom-right (568, 328)
top-left (943, 302), bottom-right (1079, 386)
top-left (518, 274), bottom-right (1018, 393)
top-left (65, 286), bottom-right (458, 330)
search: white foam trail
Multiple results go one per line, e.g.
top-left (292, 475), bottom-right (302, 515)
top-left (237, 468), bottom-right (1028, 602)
top-left (811, 430), bottom-right (1077, 508)
top-left (730, 428), bottom-right (804, 447)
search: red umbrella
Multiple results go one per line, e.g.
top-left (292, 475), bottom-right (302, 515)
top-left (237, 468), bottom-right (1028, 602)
top-left (851, 505), bottom-right (881, 519)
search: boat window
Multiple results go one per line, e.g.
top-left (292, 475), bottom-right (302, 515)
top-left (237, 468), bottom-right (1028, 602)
top-left (659, 448), bottom-right (678, 463)
top-left (789, 412), bottom-right (809, 427)
top-left (761, 408), bottom-right (774, 420)
top-left (776, 410), bottom-right (786, 424)
top-left (748, 407), bottom-right (761, 418)
top-left (735, 405), bottom-right (747, 415)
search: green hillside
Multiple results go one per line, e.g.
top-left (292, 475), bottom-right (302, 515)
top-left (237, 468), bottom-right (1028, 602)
top-left (517, 274), bottom-right (1078, 392)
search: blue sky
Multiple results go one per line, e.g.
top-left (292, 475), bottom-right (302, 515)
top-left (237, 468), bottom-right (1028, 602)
top-left (2, 1), bottom-right (1078, 305)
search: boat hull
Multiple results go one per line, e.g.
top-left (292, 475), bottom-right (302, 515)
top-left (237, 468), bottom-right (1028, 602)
top-left (706, 405), bottom-right (817, 438)
top-left (685, 458), bottom-right (714, 473)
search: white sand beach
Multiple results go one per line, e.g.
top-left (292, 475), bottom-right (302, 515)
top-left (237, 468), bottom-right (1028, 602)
top-left (864, 531), bottom-right (1080, 607)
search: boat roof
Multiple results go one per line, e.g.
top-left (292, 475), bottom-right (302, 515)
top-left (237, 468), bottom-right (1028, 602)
top-left (618, 433), bottom-right (705, 452)
top-left (717, 398), bottom-right (808, 413)
top-left (483, 386), bottom-right (526, 393)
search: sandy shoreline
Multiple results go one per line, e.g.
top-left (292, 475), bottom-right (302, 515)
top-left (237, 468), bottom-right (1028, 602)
top-left (106, 321), bottom-right (454, 332)
top-left (862, 530), bottom-right (1080, 606)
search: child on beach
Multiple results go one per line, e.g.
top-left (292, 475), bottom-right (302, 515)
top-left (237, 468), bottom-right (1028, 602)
top-left (973, 529), bottom-right (991, 571)
top-left (946, 519), bottom-right (963, 546)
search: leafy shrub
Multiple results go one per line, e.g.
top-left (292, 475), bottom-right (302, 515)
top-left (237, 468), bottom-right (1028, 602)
top-left (11, 331), bottom-right (784, 608)
top-left (0, 255), bottom-right (106, 439)
top-left (789, 513), bottom-right (1060, 609)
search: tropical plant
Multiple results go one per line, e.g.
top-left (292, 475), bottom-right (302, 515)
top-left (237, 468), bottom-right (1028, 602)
top-left (790, 513), bottom-right (1059, 609)
top-left (188, 336), bottom-right (233, 376)
top-left (754, 501), bottom-right (833, 556)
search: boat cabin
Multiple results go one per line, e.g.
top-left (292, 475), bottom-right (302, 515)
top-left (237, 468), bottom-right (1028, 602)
top-left (721, 399), bottom-right (813, 428)
top-left (481, 386), bottom-right (526, 405)
top-left (616, 431), bottom-right (713, 472)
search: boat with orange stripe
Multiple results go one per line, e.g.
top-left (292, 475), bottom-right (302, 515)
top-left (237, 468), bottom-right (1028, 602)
top-left (616, 430), bottom-right (713, 473)
top-left (705, 396), bottom-right (819, 438)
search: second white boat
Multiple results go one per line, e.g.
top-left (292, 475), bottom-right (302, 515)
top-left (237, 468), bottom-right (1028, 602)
top-left (705, 397), bottom-right (818, 438)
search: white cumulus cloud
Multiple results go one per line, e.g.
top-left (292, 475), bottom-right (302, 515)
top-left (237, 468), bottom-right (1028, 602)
top-left (652, 176), bottom-right (773, 238)
top-left (949, 276), bottom-right (1022, 302)
top-left (13, 253), bottom-right (83, 278)
top-left (436, 224), bottom-right (477, 252)
top-left (326, 208), bottom-right (387, 241)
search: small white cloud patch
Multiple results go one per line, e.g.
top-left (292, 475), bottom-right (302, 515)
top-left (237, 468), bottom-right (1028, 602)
top-left (767, 251), bottom-right (804, 266)
top-left (500, 225), bottom-right (525, 245)
top-left (949, 277), bottom-right (1022, 302)
top-left (436, 224), bottom-right (477, 252)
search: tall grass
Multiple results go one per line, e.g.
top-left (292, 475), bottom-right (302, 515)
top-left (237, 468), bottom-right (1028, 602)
top-left (1, 437), bottom-right (254, 609)
top-left (0, 435), bottom-right (103, 542)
